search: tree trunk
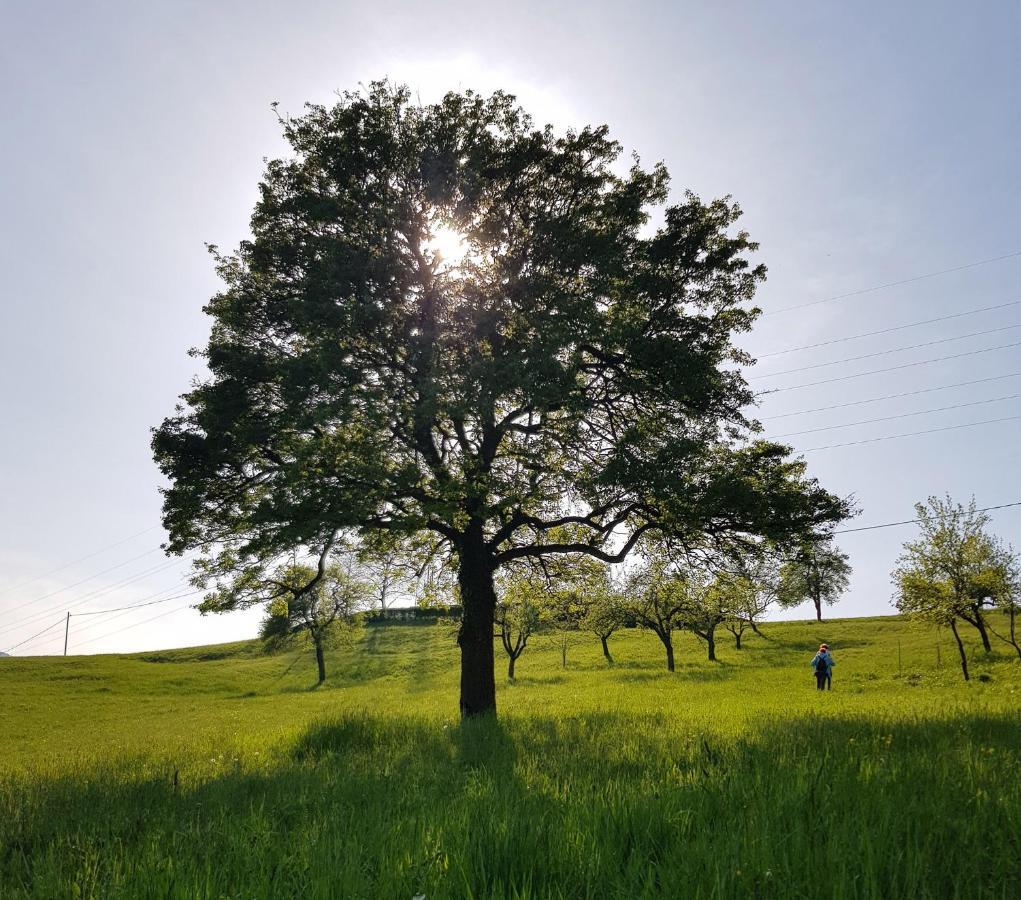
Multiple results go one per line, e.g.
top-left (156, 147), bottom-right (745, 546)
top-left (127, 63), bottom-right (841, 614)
top-left (749, 619), bottom-right (763, 637)
top-left (706, 628), bottom-right (716, 662)
top-left (508, 654), bottom-right (516, 680)
top-left (561, 641), bottom-right (568, 670)
top-left (950, 619), bottom-right (969, 682)
top-left (813, 593), bottom-right (822, 622)
top-left (456, 529), bottom-right (498, 718)
top-left (974, 610), bottom-right (992, 653)
top-left (658, 632), bottom-right (675, 672)
top-left (734, 630), bottom-right (742, 650)
top-left (600, 634), bottom-right (613, 665)
top-left (1010, 608), bottom-right (1021, 660)
top-left (314, 638), bottom-right (326, 684)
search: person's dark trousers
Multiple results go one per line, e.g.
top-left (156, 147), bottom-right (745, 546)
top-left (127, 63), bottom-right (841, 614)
top-left (825, 672), bottom-right (832, 690)
top-left (816, 672), bottom-right (827, 690)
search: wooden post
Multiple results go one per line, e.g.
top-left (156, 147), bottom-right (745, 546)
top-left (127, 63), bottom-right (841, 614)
top-left (63, 612), bottom-right (70, 656)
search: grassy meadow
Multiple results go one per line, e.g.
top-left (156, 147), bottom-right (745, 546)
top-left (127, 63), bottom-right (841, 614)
top-left (1, 614), bottom-right (1019, 898)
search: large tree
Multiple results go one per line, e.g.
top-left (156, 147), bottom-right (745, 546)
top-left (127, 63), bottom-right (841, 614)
top-left (153, 83), bottom-right (848, 718)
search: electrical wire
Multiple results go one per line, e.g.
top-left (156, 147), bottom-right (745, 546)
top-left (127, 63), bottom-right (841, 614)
top-left (67, 589), bottom-right (202, 641)
top-left (2, 585), bottom-right (200, 654)
top-left (761, 340), bottom-right (1021, 393)
top-left (4, 546), bottom-right (164, 612)
top-left (764, 371), bottom-right (1021, 419)
top-left (762, 249), bottom-right (1021, 316)
top-left (0, 558), bottom-right (187, 638)
top-left (0, 524), bottom-right (162, 598)
top-left (70, 589), bottom-right (202, 616)
top-left (771, 393), bottom-right (1021, 439)
top-left (1, 617), bottom-right (66, 655)
top-left (834, 501), bottom-right (1021, 534)
top-left (800, 413), bottom-right (1021, 452)
top-left (758, 299), bottom-right (1021, 357)
top-left (69, 602), bottom-right (196, 652)
top-left (753, 322), bottom-right (1021, 380)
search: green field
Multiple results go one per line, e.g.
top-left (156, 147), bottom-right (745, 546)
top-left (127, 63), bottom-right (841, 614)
top-left (1, 614), bottom-right (1019, 898)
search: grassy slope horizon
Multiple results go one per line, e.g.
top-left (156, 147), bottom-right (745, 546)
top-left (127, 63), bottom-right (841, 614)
top-left (3, 611), bottom-right (1016, 763)
top-left (2, 613), bottom-right (1019, 898)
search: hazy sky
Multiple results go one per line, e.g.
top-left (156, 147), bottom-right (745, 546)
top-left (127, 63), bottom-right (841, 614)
top-left (2, 0), bottom-right (1019, 655)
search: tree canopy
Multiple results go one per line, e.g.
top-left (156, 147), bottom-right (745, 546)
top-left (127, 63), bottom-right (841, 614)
top-left (777, 537), bottom-right (851, 622)
top-left (893, 495), bottom-right (1017, 679)
top-left (153, 82), bottom-right (850, 717)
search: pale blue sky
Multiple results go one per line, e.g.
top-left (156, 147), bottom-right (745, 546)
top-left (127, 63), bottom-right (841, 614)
top-left (2, 0), bottom-right (1019, 654)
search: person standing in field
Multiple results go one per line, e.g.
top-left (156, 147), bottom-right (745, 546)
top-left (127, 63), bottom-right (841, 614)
top-left (811, 643), bottom-right (834, 690)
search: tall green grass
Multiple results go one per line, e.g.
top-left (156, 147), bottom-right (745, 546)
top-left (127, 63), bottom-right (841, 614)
top-left (1, 615), bottom-right (1019, 898)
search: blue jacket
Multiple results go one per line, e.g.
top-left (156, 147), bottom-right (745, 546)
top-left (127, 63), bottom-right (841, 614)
top-left (811, 651), bottom-right (834, 673)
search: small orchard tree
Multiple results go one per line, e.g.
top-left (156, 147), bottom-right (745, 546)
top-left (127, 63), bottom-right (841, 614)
top-left (623, 554), bottom-right (692, 672)
top-left (153, 83), bottom-right (849, 718)
top-left (237, 549), bottom-right (370, 683)
top-left (778, 536), bottom-right (851, 622)
top-left (683, 578), bottom-right (727, 662)
top-left (537, 545), bottom-right (605, 669)
top-left (546, 586), bottom-right (591, 670)
top-left (494, 572), bottom-right (544, 680)
top-left (894, 496), bottom-right (1017, 677)
top-left (723, 554), bottom-right (782, 646)
top-left (894, 497), bottom-right (1006, 654)
top-left (583, 578), bottom-right (626, 665)
top-left (896, 572), bottom-right (974, 680)
top-left (988, 582), bottom-right (1021, 660)
top-left (981, 540), bottom-right (1020, 659)
top-left (711, 573), bottom-right (756, 651)
top-left (414, 545), bottom-right (460, 611)
top-left (357, 534), bottom-right (420, 614)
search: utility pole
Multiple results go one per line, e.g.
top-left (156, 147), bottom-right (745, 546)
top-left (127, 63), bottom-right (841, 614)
top-left (64, 611), bottom-right (70, 656)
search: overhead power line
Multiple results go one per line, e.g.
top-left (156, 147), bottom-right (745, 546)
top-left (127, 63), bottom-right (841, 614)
top-left (1, 617), bottom-right (66, 655)
top-left (761, 339), bottom-right (1021, 393)
top-left (70, 589), bottom-right (201, 616)
top-left (0, 524), bottom-right (162, 598)
top-left (758, 299), bottom-right (1021, 357)
top-left (834, 501), bottom-right (1021, 534)
top-left (800, 413), bottom-right (1021, 452)
top-left (763, 249), bottom-right (1021, 316)
top-left (765, 371), bottom-right (1021, 419)
top-left (0, 558), bottom-right (186, 639)
top-left (66, 589), bottom-right (201, 643)
top-left (69, 602), bottom-right (195, 653)
top-left (4, 546), bottom-right (164, 612)
top-left (771, 393), bottom-right (1021, 439)
top-left (3, 586), bottom-right (200, 655)
top-left (753, 322), bottom-right (1021, 380)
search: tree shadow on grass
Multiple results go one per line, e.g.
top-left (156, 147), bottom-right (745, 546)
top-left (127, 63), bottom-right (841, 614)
top-left (504, 673), bottom-right (567, 687)
top-left (3, 709), bottom-right (1020, 899)
top-left (758, 635), bottom-right (871, 652)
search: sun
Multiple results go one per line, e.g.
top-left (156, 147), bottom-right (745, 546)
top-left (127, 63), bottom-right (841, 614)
top-left (425, 222), bottom-right (471, 266)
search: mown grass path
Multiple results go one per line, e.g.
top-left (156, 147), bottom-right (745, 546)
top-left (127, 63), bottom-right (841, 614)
top-left (1, 615), bottom-right (1019, 898)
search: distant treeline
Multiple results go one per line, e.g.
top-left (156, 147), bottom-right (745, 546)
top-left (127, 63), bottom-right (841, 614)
top-left (362, 606), bottom-right (642, 628)
top-left (363, 606), bottom-right (463, 625)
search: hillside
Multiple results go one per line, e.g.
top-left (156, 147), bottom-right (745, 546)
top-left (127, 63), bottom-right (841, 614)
top-left (1, 614), bottom-right (1019, 898)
